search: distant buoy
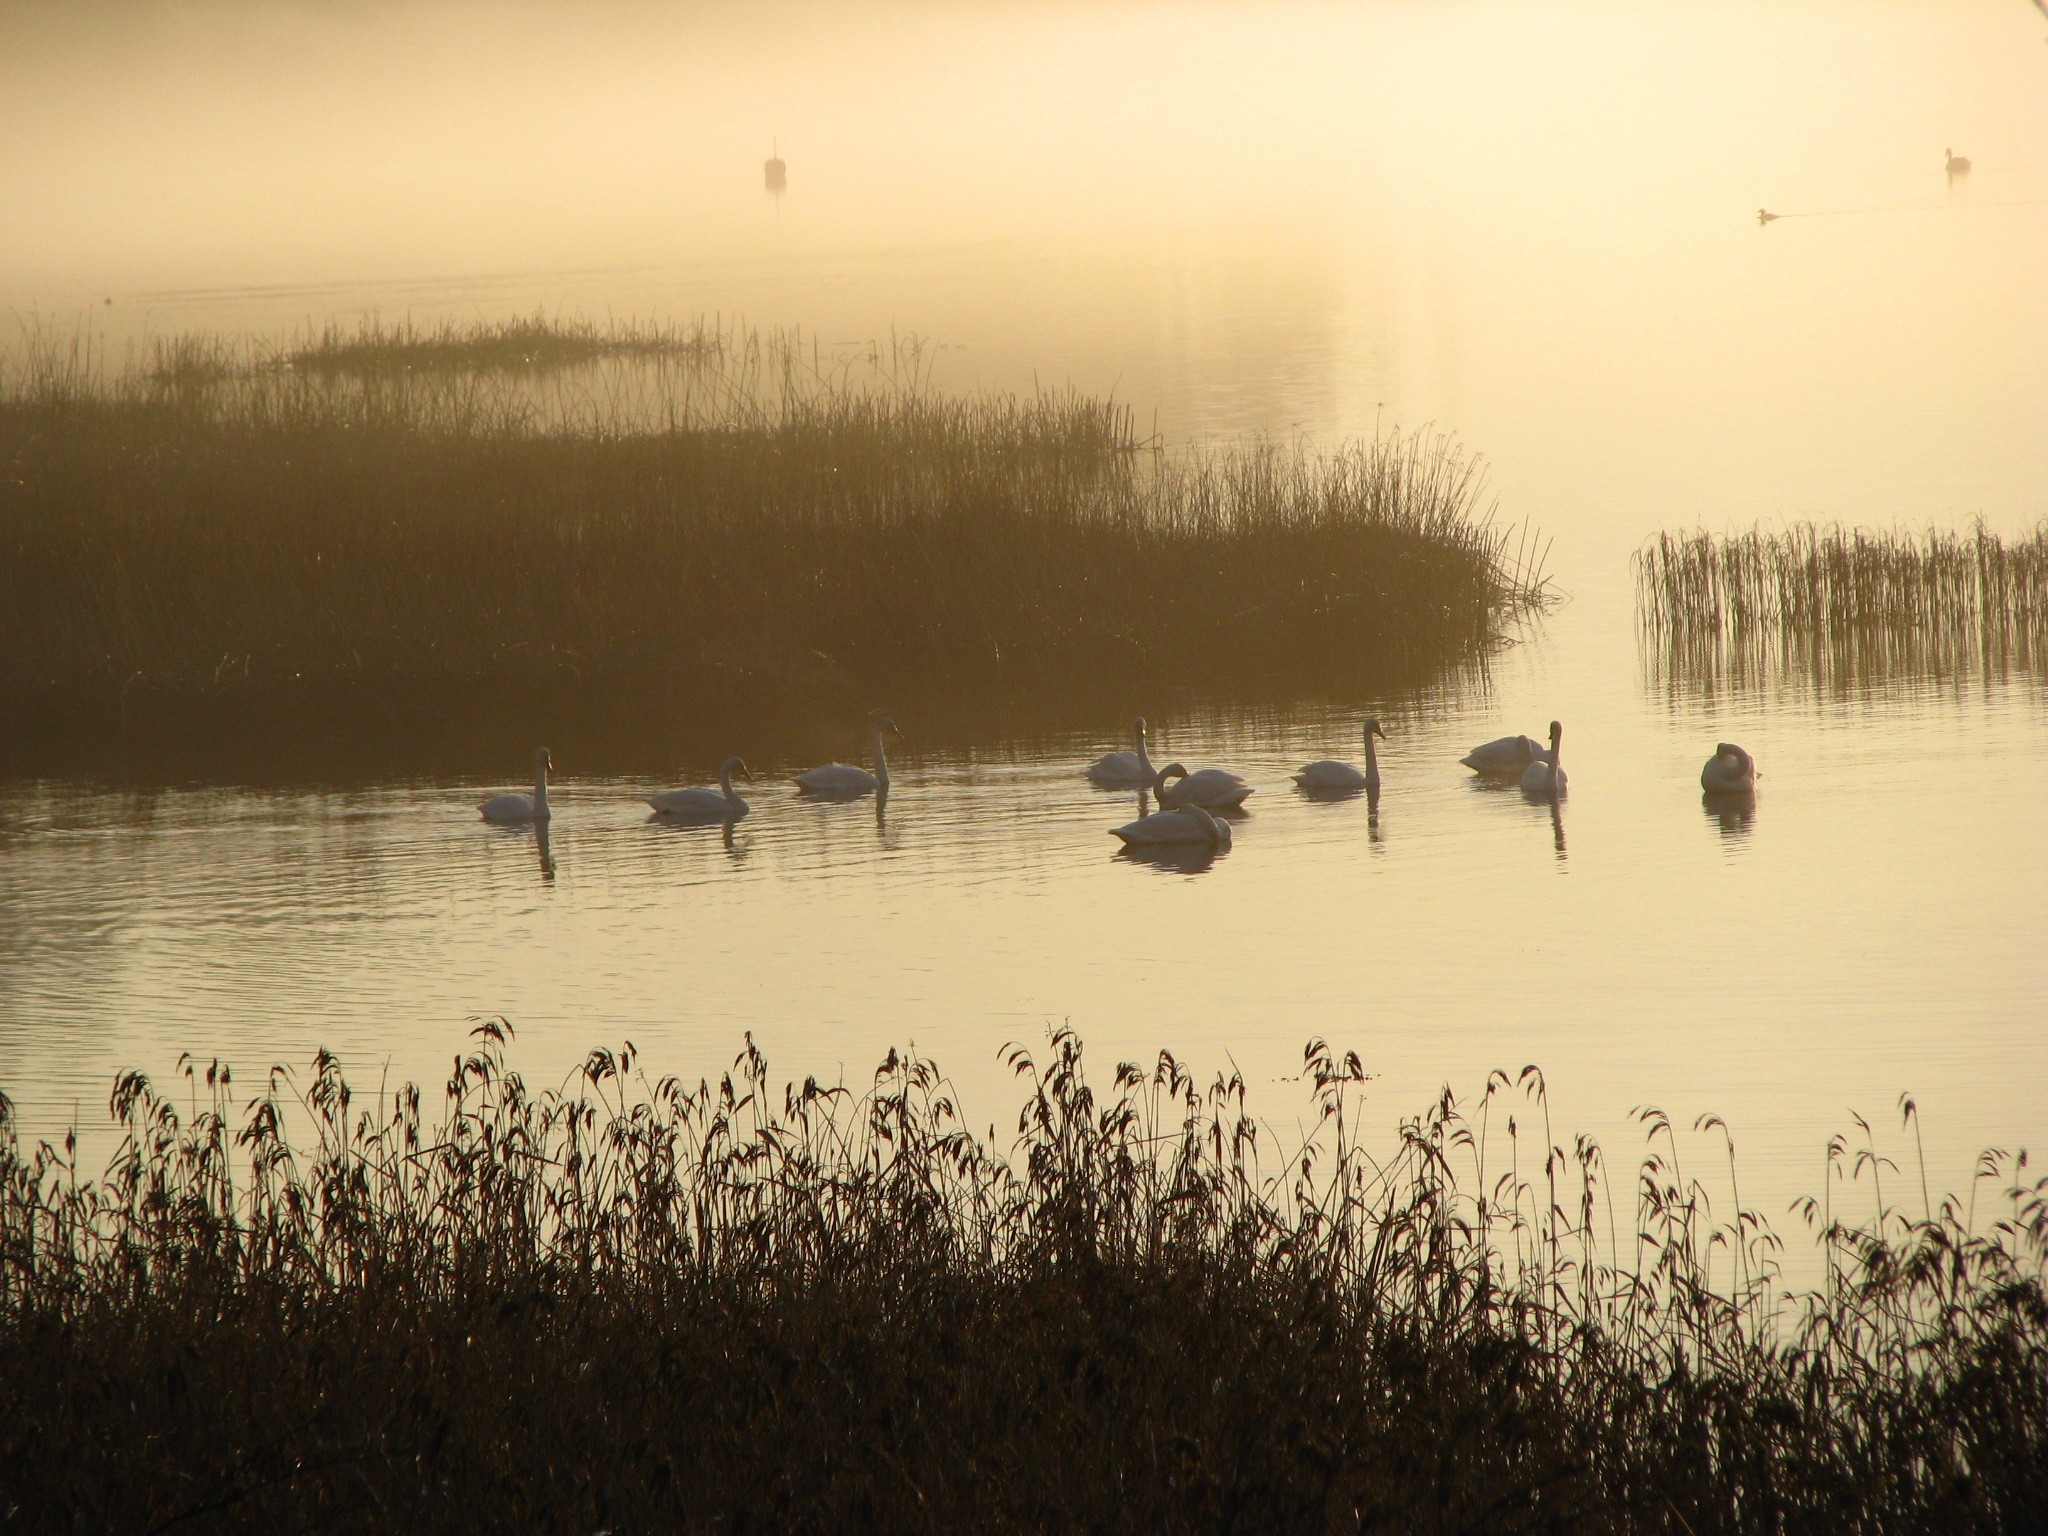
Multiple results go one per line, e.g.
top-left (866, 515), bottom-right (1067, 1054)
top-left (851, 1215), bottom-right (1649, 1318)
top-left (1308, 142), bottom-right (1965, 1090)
top-left (765, 137), bottom-right (787, 193)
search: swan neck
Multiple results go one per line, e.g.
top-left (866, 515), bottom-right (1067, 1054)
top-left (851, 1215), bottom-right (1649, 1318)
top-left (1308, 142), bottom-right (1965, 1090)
top-left (719, 762), bottom-right (737, 802)
top-left (1136, 728), bottom-right (1152, 778)
top-left (873, 727), bottom-right (890, 785)
top-left (1363, 732), bottom-right (1378, 774)
top-left (533, 765), bottom-right (550, 816)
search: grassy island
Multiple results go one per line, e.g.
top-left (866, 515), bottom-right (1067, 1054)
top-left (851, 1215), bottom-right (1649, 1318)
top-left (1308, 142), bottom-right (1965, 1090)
top-left (0, 320), bottom-right (1545, 775)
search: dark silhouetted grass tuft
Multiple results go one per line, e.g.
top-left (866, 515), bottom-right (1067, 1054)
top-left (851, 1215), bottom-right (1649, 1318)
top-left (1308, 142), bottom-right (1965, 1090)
top-left (2, 1026), bottom-right (2043, 1531)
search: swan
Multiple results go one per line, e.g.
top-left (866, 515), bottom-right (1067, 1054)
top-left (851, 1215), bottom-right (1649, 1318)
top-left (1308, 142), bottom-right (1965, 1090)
top-left (1945, 148), bottom-right (1971, 175)
top-left (1700, 742), bottom-right (1758, 794)
top-left (1295, 718), bottom-right (1386, 790)
top-left (1085, 716), bottom-right (1155, 785)
top-left (1154, 761), bottom-right (1254, 810)
top-left (480, 747), bottom-right (552, 823)
top-left (1460, 732), bottom-right (1544, 777)
top-left (1519, 721), bottom-right (1567, 797)
top-left (648, 756), bottom-right (752, 820)
top-left (796, 715), bottom-right (897, 796)
top-left (1110, 803), bottom-right (1231, 848)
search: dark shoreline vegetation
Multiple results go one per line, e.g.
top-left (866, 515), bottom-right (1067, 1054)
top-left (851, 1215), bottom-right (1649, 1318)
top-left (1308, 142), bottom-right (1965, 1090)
top-left (1, 321), bottom-right (1547, 777)
top-left (3, 1027), bottom-right (2044, 1532)
top-left (1635, 525), bottom-right (2048, 698)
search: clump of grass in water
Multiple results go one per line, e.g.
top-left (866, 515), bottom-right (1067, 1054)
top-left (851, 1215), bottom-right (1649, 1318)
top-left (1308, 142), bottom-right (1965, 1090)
top-left (0, 322), bottom-right (1546, 725)
top-left (1, 1024), bottom-right (2042, 1530)
top-left (1636, 523), bottom-right (2048, 696)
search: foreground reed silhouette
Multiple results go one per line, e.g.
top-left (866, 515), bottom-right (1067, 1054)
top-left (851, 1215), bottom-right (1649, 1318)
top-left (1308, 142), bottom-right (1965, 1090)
top-left (2, 1024), bottom-right (2043, 1531)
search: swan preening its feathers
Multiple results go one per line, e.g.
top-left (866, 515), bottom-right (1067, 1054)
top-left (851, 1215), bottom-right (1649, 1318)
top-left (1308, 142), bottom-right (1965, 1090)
top-left (1460, 732), bottom-right (1545, 777)
top-left (1701, 742), bottom-right (1758, 795)
top-left (1110, 803), bottom-right (1232, 848)
top-left (1154, 761), bottom-right (1254, 810)
top-left (1519, 721), bottom-right (1567, 797)
top-left (1296, 719), bottom-right (1385, 790)
top-left (480, 747), bottom-right (552, 823)
top-left (796, 715), bottom-right (899, 796)
top-left (1086, 717), bottom-right (1155, 786)
top-left (649, 757), bottom-right (752, 820)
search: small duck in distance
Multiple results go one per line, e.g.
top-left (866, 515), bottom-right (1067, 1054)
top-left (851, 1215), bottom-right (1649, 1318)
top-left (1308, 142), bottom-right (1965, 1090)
top-left (1757, 208), bottom-right (1780, 225)
top-left (1085, 716), bottom-right (1155, 786)
top-left (1460, 729), bottom-right (1545, 778)
top-left (1295, 718), bottom-right (1386, 791)
top-left (480, 747), bottom-right (552, 824)
top-left (1945, 147), bottom-right (1971, 177)
top-left (796, 715), bottom-right (897, 797)
top-left (1153, 761), bottom-right (1254, 811)
top-left (648, 756), bottom-right (752, 821)
top-left (1700, 742), bottom-right (1758, 795)
top-left (1110, 803), bottom-right (1231, 848)
top-left (1519, 721), bottom-right (1567, 798)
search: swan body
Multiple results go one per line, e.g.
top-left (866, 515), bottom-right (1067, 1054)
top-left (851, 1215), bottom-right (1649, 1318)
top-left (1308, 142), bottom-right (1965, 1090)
top-left (796, 715), bottom-right (898, 796)
top-left (1519, 721), bottom-right (1567, 797)
top-left (649, 756), bottom-right (752, 820)
top-left (1945, 148), bottom-right (1971, 175)
top-left (480, 747), bottom-right (552, 823)
top-left (1296, 718), bottom-right (1385, 790)
top-left (1154, 761), bottom-right (1254, 810)
top-left (1700, 742), bottom-right (1757, 794)
top-left (1461, 733), bottom-right (1544, 777)
top-left (1086, 716), bottom-right (1155, 785)
top-left (1110, 804), bottom-right (1231, 848)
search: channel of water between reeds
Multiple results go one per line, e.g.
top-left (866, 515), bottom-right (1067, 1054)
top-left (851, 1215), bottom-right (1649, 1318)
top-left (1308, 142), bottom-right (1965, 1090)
top-left (1, 1023), bottom-right (2042, 1531)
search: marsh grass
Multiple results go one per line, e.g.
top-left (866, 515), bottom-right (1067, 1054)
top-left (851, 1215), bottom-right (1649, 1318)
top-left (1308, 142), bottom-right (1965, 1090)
top-left (1635, 524), bottom-right (2048, 697)
top-left (2, 322), bottom-right (1543, 773)
top-left (2, 1025), bottom-right (2043, 1532)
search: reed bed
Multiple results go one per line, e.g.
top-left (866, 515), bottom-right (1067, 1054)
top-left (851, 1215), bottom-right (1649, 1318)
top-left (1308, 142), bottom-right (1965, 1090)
top-left (2, 1025), bottom-right (2043, 1532)
top-left (1635, 525), bottom-right (2048, 696)
top-left (1, 323), bottom-right (1542, 767)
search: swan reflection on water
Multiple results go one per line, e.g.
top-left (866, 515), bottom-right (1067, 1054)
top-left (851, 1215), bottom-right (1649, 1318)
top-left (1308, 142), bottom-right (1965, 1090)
top-left (534, 823), bottom-right (557, 882)
top-left (1702, 787), bottom-right (1758, 840)
top-left (1114, 838), bottom-right (1229, 876)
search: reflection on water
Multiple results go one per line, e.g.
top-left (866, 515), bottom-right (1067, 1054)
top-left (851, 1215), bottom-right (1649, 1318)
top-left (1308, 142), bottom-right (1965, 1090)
top-left (1703, 789), bottom-right (1758, 842)
top-left (1641, 622), bottom-right (2044, 709)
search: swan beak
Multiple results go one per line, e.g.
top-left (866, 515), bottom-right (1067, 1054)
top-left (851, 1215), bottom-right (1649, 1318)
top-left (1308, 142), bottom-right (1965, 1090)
top-left (1372, 723), bottom-right (1387, 739)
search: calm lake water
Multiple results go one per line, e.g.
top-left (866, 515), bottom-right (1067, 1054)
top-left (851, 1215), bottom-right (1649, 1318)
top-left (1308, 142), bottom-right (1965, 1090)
top-left (3, 0), bottom-right (2045, 1240)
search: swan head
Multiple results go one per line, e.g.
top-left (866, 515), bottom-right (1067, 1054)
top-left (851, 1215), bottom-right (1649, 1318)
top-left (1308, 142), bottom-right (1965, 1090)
top-left (871, 713), bottom-right (900, 737)
top-left (1153, 761), bottom-right (1189, 792)
top-left (721, 755), bottom-right (751, 782)
top-left (534, 746), bottom-right (552, 772)
top-left (1365, 716), bottom-right (1386, 740)
top-left (1547, 720), bottom-right (1563, 746)
top-left (1180, 804), bottom-right (1228, 844)
top-left (1132, 715), bottom-right (1147, 736)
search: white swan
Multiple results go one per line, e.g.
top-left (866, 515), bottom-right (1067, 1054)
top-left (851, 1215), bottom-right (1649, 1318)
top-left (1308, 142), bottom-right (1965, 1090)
top-left (1519, 721), bottom-right (1567, 797)
top-left (648, 756), bottom-right (752, 820)
top-left (1945, 148), bottom-right (1971, 176)
top-left (1460, 732), bottom-right (1544, 776)
top-left (1700, 742), bottom-right (1757, 794)
top-left (480, 747), bottom-right (552, 823)
top-left (1295, 718), bottom-right (1385, 790)
top-left (1154, 761), bottom-right (1254, 810)
top-left (1110, 803), bottom-right (1231, 848)
top-left (1086, 716), bottom-right (1155, 786)
top-left (795, 715), bottom-right (897, 796)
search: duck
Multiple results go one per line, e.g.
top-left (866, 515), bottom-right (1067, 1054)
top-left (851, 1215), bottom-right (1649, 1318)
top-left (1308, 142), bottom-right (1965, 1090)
top-left (1700, 742), bottom-right (1758, 794)
top-left (1153, 761), bottom-right (1254, 811)
top-left (480, 747), bottom-right (552, 823)
top-left (1110, 803), bottom-right (1232, 848)
top-left (1086, 716), bottom-right (1156, 786)
top-left (1519, 721), bottom-right (1567, 797)
top-left (1295, 718), bottom-right (1385, 790)
top-left (796, 715), bottom-right (898, 796)
top-left (648, 756), bottom-right (752, 820)
top-left (1460, 731), bottom-right (1544, 777)
top-left (1945, 148), bottom-right (1971, 176)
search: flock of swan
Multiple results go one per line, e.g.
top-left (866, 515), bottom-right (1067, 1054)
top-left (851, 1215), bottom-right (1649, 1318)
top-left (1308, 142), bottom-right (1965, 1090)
top-left (479, 712), bottom-right (1760, 855)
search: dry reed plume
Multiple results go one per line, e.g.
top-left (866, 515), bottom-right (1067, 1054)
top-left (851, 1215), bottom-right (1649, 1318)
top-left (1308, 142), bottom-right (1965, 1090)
top-left (2, 1024), bottom-right (2043, 1531)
